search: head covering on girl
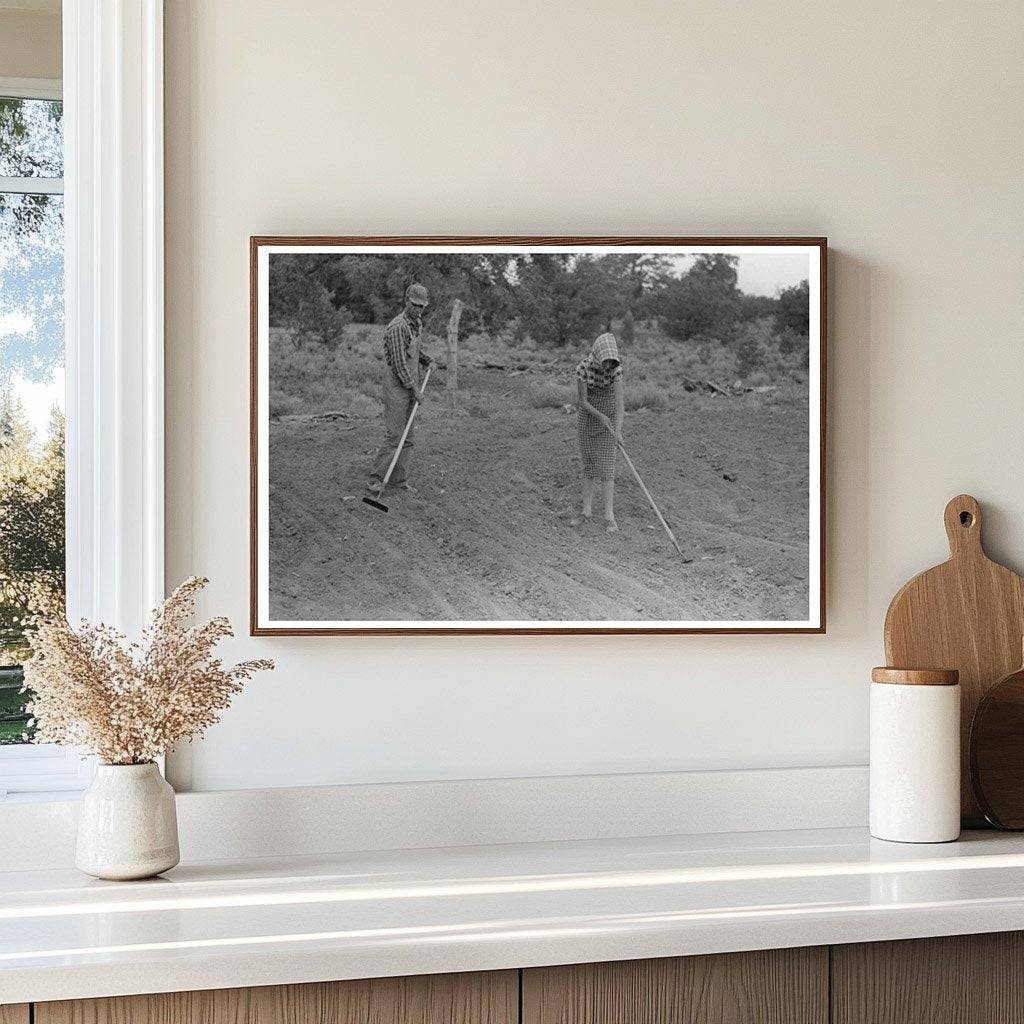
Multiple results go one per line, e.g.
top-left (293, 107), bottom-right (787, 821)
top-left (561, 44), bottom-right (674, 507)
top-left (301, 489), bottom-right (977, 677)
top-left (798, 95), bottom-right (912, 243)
top-left (576, 332), bottom-right (623, 388)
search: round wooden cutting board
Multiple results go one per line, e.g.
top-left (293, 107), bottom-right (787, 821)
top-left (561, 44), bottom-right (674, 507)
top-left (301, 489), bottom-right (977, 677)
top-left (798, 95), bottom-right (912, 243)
top-left (970, 655), bottom-right (1024, 829)
top-left (884, 494), bottom-right (1024, 827)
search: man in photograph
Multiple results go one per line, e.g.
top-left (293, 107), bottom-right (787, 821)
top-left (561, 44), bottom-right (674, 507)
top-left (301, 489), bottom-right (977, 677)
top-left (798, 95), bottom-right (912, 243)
top-left (366, 283), bottom-right (433, 495)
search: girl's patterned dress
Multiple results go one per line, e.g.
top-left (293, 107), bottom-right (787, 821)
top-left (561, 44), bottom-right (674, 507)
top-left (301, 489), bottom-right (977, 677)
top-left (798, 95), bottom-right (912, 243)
top-left (575, 332), bottom-right (623, 481)
top-left (577, 381), bottom-right (618, 480)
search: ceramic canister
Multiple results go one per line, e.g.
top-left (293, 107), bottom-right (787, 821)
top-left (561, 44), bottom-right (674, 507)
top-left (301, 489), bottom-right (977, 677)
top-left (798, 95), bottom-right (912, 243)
top-left (869, 667), bottom-right (961, 843)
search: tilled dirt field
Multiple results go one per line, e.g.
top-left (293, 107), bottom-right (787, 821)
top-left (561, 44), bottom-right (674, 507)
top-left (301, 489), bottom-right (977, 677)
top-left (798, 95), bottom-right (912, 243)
top-left (268, 365), bottom-right (810, 623)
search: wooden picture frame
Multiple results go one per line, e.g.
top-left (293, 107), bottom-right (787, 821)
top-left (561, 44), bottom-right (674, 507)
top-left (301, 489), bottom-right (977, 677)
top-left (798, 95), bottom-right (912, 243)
top-left (251, 236), bottom-right (827, 635)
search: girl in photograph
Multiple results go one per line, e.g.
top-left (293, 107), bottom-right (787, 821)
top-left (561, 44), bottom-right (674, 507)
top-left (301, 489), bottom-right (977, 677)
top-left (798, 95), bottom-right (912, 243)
top-left (572, 332), bottom-right (625, 532)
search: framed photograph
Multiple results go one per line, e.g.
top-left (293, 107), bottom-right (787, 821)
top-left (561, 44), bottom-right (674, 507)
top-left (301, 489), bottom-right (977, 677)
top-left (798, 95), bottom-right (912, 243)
top-left (250, 236), bottom-right (826, 635)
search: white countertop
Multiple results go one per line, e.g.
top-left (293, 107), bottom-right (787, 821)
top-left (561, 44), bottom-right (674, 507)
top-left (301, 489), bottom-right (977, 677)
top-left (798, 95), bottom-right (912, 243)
top-left (4, 826), bottom-right (1024, 1004)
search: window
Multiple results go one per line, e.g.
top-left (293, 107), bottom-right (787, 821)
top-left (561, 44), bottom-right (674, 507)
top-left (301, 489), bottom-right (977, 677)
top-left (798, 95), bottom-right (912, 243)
top-left (0, 80), bottom-right (84, 797)
top-left (0, 5), bottom-right (166, 798)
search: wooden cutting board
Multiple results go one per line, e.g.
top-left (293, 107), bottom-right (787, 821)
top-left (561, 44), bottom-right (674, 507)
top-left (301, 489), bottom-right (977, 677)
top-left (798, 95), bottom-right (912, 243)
top-left (970, 649), bottom-right (1024, 829)
top-left (884, 494), bottom-right (1024, 826)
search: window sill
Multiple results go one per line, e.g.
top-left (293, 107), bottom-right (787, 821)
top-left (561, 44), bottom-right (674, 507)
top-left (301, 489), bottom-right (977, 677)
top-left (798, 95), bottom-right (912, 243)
top-left (0, 744), bottom-right (93, 799)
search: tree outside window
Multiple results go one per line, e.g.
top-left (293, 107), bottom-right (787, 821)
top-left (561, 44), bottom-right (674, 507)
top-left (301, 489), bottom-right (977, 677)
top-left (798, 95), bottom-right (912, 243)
top-left (0, 94), bottom-right (65, 745)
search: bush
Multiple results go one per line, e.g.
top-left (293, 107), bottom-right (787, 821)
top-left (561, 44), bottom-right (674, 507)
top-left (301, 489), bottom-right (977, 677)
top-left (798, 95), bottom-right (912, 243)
top-left (269, 390), bottom-right (304, 419)
top-left (333, 389), bottom-right (379, 418)
top-left (737, 337), bottom-right (766, 378)
top-left (528, 382), bottom-right (572, 408)
top-left (700, 344), bottom-right (739, 380)
top-left (777, 327), bottom-right (810, 368)
top-left (516, 254), bottom-right (605, 347)
top-left (716, 314), bottom-right (812, 384)
top-left (734, 317), bottom-right (775, 379)
top-left (776, 280), bottom-right (810, 335)
top-left (268, 254), bottom-right (352, 347)
top-left (624, 383), bottom-right (669, 411)
top-left (269, 325), bottom-right (383, 417)
top-left (620, 310), bottom-right (636, 344)
top-left (657, 256), bottom-right (741, 342)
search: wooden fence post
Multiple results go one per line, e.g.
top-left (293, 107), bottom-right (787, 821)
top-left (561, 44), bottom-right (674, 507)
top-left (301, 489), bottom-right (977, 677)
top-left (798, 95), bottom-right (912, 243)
top-left (447, 299), bottom-right (463, 411)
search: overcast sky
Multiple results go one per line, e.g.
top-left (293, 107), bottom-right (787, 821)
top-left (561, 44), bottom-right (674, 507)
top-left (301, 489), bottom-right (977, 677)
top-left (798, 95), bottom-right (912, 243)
top-left (670, 252), bottom-right (811, 297)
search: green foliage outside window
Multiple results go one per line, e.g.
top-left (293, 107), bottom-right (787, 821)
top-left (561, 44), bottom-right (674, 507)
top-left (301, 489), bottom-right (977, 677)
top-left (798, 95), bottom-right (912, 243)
top-left (1, 95), bottom-right (65, 744)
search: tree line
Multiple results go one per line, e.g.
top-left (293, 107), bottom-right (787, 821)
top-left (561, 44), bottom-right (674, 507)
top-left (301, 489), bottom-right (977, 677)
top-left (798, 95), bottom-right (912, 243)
top-left (269, 252), bottom-right (810, 358)
top-left (0, 397), bottom-right (64, 659)
top-left (0, 397), bottom-right (64, 741)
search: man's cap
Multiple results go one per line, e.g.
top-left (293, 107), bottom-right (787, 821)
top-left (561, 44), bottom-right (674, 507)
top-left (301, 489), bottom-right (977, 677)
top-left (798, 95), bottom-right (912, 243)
top-left (406, 283), bottom-right (429, 303)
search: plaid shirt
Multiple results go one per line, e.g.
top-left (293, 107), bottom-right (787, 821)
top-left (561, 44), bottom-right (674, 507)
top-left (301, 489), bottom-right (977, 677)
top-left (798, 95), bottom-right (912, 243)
top-left (383, 312), bottom-right (431, 390)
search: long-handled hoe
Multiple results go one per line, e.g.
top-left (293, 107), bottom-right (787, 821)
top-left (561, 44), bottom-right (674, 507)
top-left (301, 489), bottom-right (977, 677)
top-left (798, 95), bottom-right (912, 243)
top-left (363, 365), bottom-right (433, 513)
top-left (606, 423), bottom-right (690, 560)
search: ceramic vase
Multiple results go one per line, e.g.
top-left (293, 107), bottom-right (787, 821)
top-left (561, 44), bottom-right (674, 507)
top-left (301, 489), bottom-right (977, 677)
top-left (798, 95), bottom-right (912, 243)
top-left (76, 762), bottom-right (180, 880)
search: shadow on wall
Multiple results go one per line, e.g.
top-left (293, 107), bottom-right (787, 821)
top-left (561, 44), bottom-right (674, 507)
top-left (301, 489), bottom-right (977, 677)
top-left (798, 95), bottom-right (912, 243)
top-left (827, 250), bottom-right (873, 637)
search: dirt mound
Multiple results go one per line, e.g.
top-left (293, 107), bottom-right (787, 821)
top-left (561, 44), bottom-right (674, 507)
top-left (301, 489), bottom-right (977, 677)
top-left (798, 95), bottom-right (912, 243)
top-left (268, 364), bottom-right (809, 624)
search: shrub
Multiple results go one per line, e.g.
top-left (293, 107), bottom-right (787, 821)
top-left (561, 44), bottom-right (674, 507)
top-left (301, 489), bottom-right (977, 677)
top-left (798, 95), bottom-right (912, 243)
top-left (624, 383), bottom-right (669, 411)
top-left (777, 327), bottom-right (810, 368)
top-left (700, 345), bottom-right (739, 380)
top-left (528, 382), bottom-right (572, 408)
top-left (516, 254), bottom-right (605, 347)
top-left (269, 324), bottom-right (383, 416)
top-left (776, 279), bottom-right (810, 335)
top-left (620, 310), bottom-right (636, 344)
top-left (737, 337), bottom-right (766, 378)
top-left (656, 256), bottom-right (741, 342)
top-left (734, 317), bottom-right (775, 379)
top-left (268, 255), bottom-right (352, 348)
top-left (269, 390), bottom-right (304, 419)
top-left (333, 390), bottom-right (378, 418)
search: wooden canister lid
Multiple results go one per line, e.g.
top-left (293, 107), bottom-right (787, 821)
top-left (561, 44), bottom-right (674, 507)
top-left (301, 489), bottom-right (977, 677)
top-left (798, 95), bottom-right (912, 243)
top-left (871, 667), bottom-right (960, 686)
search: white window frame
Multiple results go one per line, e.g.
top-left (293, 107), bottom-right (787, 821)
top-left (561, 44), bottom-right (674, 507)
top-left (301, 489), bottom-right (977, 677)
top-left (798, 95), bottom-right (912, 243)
top-left (0, 77), bottom-right (64, 192)
top-left (0, 77), bottom-right (61, 101)
top-left (0, 0), bottom-right (165, 799)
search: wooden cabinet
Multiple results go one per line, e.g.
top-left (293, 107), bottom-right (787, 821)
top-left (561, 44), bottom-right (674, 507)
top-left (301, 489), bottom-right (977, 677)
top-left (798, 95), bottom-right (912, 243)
top-left (522, 948), bottom-right (828, 1024)
top-left (521, 935), bottom-right (1024, 1024)
top-left (24, 932), bottom-right (1024, 1024)
top-left (34, 971), bottom-right (517, 1024)
top-left (832, 932), bottom-right (1024, 1024)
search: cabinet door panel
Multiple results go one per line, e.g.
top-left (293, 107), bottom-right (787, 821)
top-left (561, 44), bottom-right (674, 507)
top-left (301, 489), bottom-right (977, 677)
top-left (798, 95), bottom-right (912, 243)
top-left (36, 970), bottom-right (517, 1024)
top-left (523, 948), bottom-right (828, 1024)
top-left (832, 932), bottom-right (1024, 1024)
top-left (0, 1006), bottom-right (29, 1024)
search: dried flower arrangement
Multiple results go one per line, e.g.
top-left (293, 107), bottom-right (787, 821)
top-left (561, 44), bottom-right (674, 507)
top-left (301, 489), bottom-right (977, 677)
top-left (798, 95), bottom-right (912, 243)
top-left (22, 576), bottom-right (273, 765)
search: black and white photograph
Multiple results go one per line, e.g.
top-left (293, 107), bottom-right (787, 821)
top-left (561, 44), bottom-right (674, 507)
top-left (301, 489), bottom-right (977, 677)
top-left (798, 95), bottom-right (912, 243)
top-left (251, 238), bottom-right (825, 634)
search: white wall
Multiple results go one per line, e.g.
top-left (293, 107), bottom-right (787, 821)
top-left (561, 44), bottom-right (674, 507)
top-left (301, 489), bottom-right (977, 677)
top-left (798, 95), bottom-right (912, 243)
top-left (164, 0), bottom-right (1024, 792)
top-left (0, 5), bottom-right (61, 80)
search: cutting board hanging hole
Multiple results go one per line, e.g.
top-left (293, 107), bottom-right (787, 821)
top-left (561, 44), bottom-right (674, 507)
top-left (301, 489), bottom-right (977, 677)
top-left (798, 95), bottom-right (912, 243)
top-left (944, 494), bottom-right (983, 557)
